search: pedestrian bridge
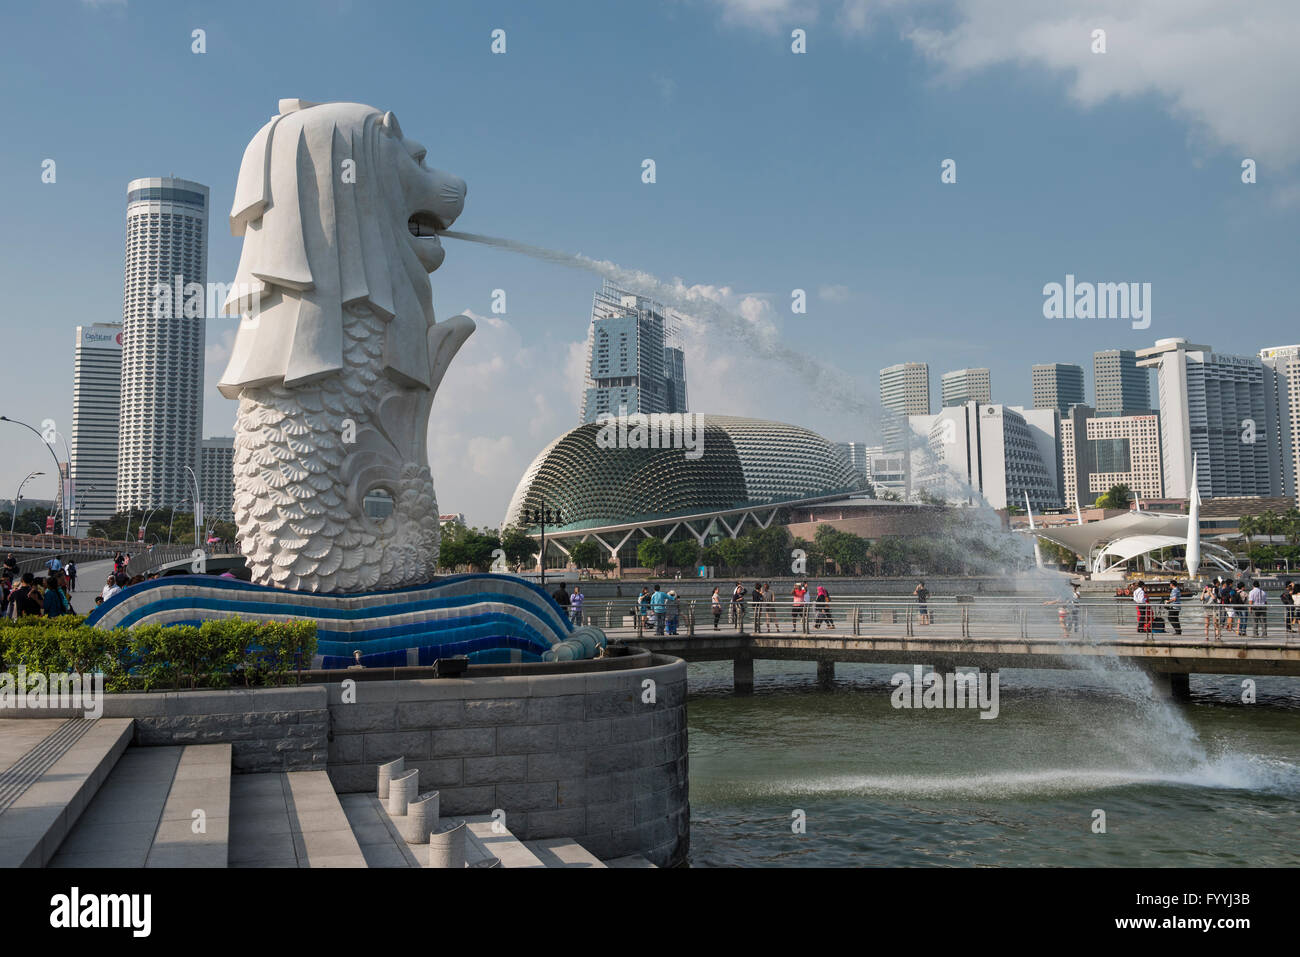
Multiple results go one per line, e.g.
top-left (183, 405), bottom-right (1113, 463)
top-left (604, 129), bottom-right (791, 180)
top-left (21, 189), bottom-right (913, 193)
top-left (587, 598), bottom-right (1300, 697)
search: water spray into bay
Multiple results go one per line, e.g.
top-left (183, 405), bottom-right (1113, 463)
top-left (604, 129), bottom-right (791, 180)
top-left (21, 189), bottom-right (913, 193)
top-left (440, 230), bottom-right (877, 420)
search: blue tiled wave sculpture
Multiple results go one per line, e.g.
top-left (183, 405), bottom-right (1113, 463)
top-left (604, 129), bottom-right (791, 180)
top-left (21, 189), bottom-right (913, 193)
top-left (85, 573), bottom-right (607, 669)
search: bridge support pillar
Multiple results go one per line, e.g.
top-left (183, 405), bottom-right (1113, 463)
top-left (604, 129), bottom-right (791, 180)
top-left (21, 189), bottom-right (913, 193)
top-left (816, 659), bottom-right (835, 688)
top-left (1152, 672), bottom-right (1191, 700)
top-left (734, 655), bottom-right (754, 696)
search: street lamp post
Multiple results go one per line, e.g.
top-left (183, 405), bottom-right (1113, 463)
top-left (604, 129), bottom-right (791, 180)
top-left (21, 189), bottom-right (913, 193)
top-left (10, 470), bottom-right (45, 535)
top-left (136, 506), bottom-right (160, 547)
top-left (53, 429), bottom-right (73, 535)
top-left (1, 416), bottom-right (65, 534)
top-left (524, 506), bottom-right (563, 590)
top-left (182, 466), bottom-right (201, 549)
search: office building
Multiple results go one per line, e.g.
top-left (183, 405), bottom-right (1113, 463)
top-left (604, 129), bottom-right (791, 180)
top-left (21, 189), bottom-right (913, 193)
top-left (1137, 338), bottom-right (1271, 499)
top-left (69, 323), bottom-right (123, 533)
top-left (880, 362), bottom-right (931, 419)
top-left (1031, 362), bottom-right (1085, 417)
top-left (199, 437), bottom-right (235, 523)
top-left (116, 177), bottom-right (209, 513)
top-left (909, 402), bottom-right (1062, 511)
top-left (663, 346), bottom-right (688, 413)
top-left (941, 368), bottom-right (991, 407)
top-left (1093, 349), bottom-right (1151, 415)
top-left (863, 445), bottom-right (907, 498)
top-left (1260, 344), bottom-right (1300, 505)
top-left (1060, 405), bottom-right (1163, 511)
top-left (879, 359), bottom-right (930, 476)
top-left (834, 441), bottom-right (870, 481)
top-left (579, 281), bottom-right (687, 423)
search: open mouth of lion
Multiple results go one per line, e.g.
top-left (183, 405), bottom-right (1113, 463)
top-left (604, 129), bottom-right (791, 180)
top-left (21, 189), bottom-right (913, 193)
top-left (407, 211), bottom-right (446, 239)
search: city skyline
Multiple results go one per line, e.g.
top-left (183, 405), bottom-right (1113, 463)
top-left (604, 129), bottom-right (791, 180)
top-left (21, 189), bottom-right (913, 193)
top-left (2, 1), bottom-right (1298, 527)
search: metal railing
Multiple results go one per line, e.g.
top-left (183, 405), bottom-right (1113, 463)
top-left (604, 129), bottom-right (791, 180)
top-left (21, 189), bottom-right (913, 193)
top-left (569, 596), bottom-right (1300, 645)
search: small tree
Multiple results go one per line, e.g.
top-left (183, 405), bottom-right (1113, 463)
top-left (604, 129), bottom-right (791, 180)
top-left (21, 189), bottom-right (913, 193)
top-left (569, 540), bottom-right (602, 570)
top-left (1094, 483), bottom-right (1132, 510)
top-left (667, 538), bottom-right (699, 569)
top-left (500, 525), bottom-right (535, 567)
top-left (636, 536), bottom-right (667, 570)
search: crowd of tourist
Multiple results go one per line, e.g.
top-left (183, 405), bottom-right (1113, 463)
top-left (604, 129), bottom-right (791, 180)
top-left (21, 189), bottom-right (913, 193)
top-left (1129, 576), bottom-right (1298, 639)
top-left (1, 551), bottom-right (160, 620)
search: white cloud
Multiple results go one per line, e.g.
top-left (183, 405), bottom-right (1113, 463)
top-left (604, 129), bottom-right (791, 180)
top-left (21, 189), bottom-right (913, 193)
top-left (710, 0), bottom-right (1300, 168)
top-left (427, 310), bottom-right (586, 527)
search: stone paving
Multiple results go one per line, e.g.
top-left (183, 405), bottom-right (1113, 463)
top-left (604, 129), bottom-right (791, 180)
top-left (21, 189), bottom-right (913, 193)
top-left (228, 770), bottom-right (366, 867)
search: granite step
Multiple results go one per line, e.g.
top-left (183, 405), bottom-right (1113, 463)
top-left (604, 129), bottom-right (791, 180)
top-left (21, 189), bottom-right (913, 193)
top-left (464, 815), bottom-right (545, 868)
top-left (0, 718), bottom-right (134, 868)
top-left (343, 794), bottom-right (548, 867)
top-left (145, 744), bottom-right (232, 867)
top-left (524, 837), bottom-right (608, 868)
top-left (49, 743), bottom-right (233, 868)
top-left (228, 770), bottom-right (367, 868)
top-left (604, 853), bottom-right (658, 868)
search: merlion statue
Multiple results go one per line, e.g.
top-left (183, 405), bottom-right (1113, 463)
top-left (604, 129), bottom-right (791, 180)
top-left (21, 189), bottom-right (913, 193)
top-left (217, 99), bottom-right (472, 592)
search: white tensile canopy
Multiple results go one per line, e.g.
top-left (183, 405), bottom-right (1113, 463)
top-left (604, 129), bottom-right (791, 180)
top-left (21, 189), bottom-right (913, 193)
top-left (1029, 511), bottom-right (1234, 576)
top-left (1032, 511), bottom-right (1191, 557)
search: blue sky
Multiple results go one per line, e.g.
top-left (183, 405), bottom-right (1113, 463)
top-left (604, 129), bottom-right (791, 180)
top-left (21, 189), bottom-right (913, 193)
top-left (1, 0), bottom-right (1297, 526)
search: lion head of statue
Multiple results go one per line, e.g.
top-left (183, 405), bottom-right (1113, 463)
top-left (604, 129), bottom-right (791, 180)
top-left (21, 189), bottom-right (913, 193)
top-left (217, 99), bottom-right (467, 397)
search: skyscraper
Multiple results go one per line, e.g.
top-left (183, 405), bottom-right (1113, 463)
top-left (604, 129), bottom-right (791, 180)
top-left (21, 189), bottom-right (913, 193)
top-left (579, 280), bottom-right (687, 423)
top-left (663, 346), bottom-right (689, 413)
top-left (116, 177), bottom-right (209, 513)
top-left (941, 368), bottom-right (991, 407)
top-left (879, 362), bottom-right (930, 497)
top-left (909, 402), bottom-right (1062, 511)
top-left (1260, 344), bottom-right (1300, 505)
top-left (1137, 338), bottom-right (1271, 499)
top-left (69, 323), bottom-right (123, 534)
top-left (833, 441), bottom-right (870, 480)
top-left (880, 362), bottom-right (931, 418)
top-left (1093, 349), bottom-right (1151, 415)
top-left (1031, 362), bottom-right (1085, 416)
top-left (200, 436), bottom-right (236, 523)
top-left (1060, 404), bottom-right (1163, 511)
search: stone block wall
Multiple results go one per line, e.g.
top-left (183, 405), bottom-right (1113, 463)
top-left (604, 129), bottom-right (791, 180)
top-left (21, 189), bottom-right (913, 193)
top-left (324, 656), bottom-right (689, 867)
top-left (99, 686), bottom-right (329, 773)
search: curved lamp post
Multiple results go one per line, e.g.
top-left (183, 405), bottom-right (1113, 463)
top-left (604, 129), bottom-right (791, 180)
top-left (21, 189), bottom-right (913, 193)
top-left (168, 490), bottom-right (194, 546)
top-left (182, 465), bottom-right (201, 548)
top-left (1, 416), bottom-right (65, 535)
top-left (136, 505), bottom-right (161, 547)
top-left (10, 470), bottom-right (45, 534)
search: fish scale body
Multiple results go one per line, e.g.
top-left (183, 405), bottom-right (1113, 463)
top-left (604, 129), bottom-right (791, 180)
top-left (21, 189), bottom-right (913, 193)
top-left (231, 305), bottom-right (439, 592)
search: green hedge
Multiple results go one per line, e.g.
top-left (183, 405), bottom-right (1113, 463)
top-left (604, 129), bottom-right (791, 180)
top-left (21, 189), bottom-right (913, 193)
top-left (0, 615), bottom-right (317, 693)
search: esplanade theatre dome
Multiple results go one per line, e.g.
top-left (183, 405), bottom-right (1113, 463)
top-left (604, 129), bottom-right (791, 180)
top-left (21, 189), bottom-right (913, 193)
top-left (502, 414), bottom-right (867, 530)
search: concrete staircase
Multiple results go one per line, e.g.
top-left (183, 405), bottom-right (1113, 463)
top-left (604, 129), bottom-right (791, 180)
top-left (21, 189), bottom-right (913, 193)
top-left (0, 718), bottom-right (134, 867)
top-left (0, 722), bottom-right (654, 868)
top-left (50, 743), bottom-right (232, 868)
top-left (341, 789), bottom-right (652, 868)
top-left (227, 770), bottom-right (367, 867)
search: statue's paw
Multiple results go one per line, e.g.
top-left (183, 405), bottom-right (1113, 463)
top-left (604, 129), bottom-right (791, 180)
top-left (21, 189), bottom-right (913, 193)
top-left (427, 314), bottom-right (476, 394)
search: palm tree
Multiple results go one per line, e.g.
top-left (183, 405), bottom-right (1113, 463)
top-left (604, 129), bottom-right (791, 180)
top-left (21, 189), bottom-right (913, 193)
top-left (1258, 510), bottom-right (1283, 543)
top-left (1283, 508), bottom-right (1300, 547)
top-left (1239, 514), bottom-right (1258, 552)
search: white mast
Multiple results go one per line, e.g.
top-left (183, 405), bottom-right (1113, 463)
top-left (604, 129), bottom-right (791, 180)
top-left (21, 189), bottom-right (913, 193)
top-left (1025, 490), bottom-right (1044, 569)
top-left (1185, 452), bottom-right (1201, 581)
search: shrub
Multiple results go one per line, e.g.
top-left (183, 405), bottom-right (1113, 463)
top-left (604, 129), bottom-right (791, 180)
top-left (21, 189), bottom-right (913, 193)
top-left (0, 614), bottom-right (317, 691)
